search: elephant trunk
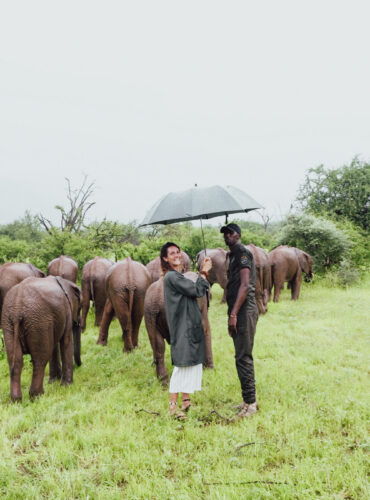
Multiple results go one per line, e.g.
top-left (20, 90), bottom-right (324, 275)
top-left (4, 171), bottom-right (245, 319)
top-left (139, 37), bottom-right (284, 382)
top-left (73, 322), bottom-right (82, 366)
top-left (304, 271), bottom-right (313, 282)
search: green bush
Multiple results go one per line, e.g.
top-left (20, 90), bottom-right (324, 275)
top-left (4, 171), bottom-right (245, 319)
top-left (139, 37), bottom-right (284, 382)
top-left (0, 236), bottom-right (36, 264)
top-left (276, 213), bottom-right (353, 273)
top-left (333, 219), bottom-right (370, 271)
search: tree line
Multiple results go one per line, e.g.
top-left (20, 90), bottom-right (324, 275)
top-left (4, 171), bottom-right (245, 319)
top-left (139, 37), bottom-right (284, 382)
top-left (1, 158), bottom-right (369, 286)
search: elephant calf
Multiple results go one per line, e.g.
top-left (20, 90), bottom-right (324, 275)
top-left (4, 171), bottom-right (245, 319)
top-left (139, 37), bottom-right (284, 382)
top-left (0, 262), bottom-right (45, 328)
top-left (97, 257), bottom-right (152, 352)
top-left (196, 248), bottom-right (228, 303)
top-left (144, 272), bottom-right (213, 384)
top-left (81, 256), bottom-right (114, 331)
top-left (268, 245), bottom-right (313, 302)
top-left (2, 276), bottom-right (81, 401)
top-left (48, 255), bottom-right (78, 283)
top-left (246, 244), bottom-right (271, 314)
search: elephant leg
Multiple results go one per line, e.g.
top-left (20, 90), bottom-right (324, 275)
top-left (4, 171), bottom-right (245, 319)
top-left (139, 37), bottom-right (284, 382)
top-left (73, 323), bottom-right (82, 367)
top-left (154, 331), bottom-right (168, 384)
top-left (131, 297), bottom-right (144, 349)
top-left (291, 272), bottom-right (301, 300)
top-left (49, 344), bottom-right (62, 382)
top-left (273, 279), bottom-right (282, 302)
top-left (262, 289), bottom-right (268, 313)
top-left (220, 288), bottom-right (226, 304)
top-left (94, 283), bottom-right (106, 327)
top-left (60, 332), bottom-right (74, 385)
top-left (112, 294), bottom-right (133, 352)
top-left (97, 299), bottom-right (114, 345)
top-left (80, 281), bottom-right (91, 332)
top-left (200, 299), bottom-right (213, 369)
top-left (9, 345), bottom-right (23, 402)
top-left (29, 360), bottom-right (47, 398)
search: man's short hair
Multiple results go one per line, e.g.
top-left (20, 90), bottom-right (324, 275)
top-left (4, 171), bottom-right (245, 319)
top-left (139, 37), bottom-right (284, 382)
top-left (220, 223), bottom-right (241, 235)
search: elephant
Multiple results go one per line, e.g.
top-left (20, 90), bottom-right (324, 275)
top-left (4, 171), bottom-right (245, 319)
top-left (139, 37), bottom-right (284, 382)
top-left (48, 255), bottom-right (78, 283)
top-left (80, 257), bottom-right (114, 331)
top-left (197, 246), bottom-right (270, 313)
top-left (97, 257), bottom-right (152, 352)
top-left (2, 275), bottom-right (81, 401)
top-left (146, 251), bottom-right (191, 282)
top-left (144, 272), bottom-right (213, 384)
top-left (0, 262), bottom-right (45, 328)
top-left (245, 244), bottom-right (271, 314)
top-left (196, 248), bottom-right (228, 302)
top-left (268, 245), bottom-right (313, 302)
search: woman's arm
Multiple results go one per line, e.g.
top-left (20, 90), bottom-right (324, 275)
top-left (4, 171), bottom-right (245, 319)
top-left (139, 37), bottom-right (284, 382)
top-left (167, 272), bottom-right (209, 298)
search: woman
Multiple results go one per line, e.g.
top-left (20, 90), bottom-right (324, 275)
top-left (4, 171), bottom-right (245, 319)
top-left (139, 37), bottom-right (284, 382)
top-left (160, 241), bottom-right (212, 419)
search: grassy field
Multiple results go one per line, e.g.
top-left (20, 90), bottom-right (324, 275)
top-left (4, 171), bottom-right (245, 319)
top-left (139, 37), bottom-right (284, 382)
top-left (0, 278), bottom-right (369, 499)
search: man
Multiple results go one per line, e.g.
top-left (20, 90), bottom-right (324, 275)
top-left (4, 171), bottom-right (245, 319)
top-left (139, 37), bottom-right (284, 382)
top-left (220, 223), bottom-right (259, 418)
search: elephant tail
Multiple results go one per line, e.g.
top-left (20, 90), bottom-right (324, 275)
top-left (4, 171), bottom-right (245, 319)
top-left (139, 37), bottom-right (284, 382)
top-left (127, 287), bottom-right (134, 337)
top-left (90, 277), bottom-right (95, 305)
top-left (10, 316), bottom-right (22, 377)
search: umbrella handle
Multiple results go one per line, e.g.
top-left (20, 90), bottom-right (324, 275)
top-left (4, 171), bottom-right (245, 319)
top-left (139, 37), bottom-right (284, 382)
top-left (200, 217), bottom-right (206, 255)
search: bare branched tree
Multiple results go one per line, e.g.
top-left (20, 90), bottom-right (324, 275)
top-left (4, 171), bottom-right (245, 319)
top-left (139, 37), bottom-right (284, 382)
top-left (38, 175), bottom-right (96, 233)
top-left (257, 209), bottom-right (273, 232)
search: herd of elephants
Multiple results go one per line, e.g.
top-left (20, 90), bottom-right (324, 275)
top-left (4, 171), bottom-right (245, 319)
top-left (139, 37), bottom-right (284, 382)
top-left (0, 244), bottom-right (313, 402)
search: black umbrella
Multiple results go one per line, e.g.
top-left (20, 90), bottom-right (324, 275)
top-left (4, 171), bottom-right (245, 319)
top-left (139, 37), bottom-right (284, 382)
top-left (140, 184), bottom-right (263, 249)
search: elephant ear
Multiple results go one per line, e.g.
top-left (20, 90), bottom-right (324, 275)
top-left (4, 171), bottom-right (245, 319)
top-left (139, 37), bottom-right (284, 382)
top-left (28, 263), bottom-right (46, 277)
top-left (298, 251), bottom-right (312, 274)
top-left (225, 252), bottom-right (230, 271)
top-left (70, 282), bottom-right (81, 301)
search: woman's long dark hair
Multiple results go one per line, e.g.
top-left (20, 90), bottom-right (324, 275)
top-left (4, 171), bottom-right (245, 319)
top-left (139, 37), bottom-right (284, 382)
top-left (160, 242), bottom-right (181, 275)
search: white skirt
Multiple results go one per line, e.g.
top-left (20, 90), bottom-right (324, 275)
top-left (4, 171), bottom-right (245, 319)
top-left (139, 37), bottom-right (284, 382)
top-left (169, 363), bottom-right (203, 394)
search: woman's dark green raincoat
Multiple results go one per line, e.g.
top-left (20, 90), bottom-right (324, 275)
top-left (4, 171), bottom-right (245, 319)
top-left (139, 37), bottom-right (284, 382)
top-left (163, 270), bottom-right (209, 367)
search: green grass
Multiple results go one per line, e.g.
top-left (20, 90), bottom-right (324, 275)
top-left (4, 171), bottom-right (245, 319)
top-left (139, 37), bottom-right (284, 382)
top-left (0, 278), bottom-right (369, 499)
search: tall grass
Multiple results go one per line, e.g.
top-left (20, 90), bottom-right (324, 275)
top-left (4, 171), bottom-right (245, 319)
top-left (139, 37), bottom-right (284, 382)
top-left (0, 278), bottom-right (369, 499)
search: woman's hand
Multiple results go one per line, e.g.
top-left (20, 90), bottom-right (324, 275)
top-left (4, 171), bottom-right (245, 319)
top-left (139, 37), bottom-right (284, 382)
top-left (200, 256), bottom-right (212, 275)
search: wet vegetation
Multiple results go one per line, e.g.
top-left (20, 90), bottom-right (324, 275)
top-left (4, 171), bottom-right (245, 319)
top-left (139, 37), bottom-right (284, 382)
top-left (0, 281), bottom-right (368, 498)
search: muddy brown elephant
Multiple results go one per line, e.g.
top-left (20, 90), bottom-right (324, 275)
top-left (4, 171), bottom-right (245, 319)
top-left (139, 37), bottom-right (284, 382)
top-left (144, 272), bottom-right (213, 384)
top-left (48, 255), bottom-right (78, 283)
top-left (2, 276), bottom-right (81, 401)
top-left (146, 251), bottom-right (191, 282)
top-left (197, 246), bottom-right (270, 313)
top-left (80, 257), bottom-right (114, 331)
top-left (196, 248), bottom-right (228, 303)
top-left (245, 244), bottom-right (271, 314)
top-left (97, 257), bottom-right (151, 352)
top-left (268, 245), bottom-right (313, 302)
top-left (0, 262), bottom-right (45, 328)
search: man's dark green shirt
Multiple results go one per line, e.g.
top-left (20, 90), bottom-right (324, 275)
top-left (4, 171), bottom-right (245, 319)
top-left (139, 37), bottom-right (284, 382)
top-left (226, 242), bottom-right (257, 313)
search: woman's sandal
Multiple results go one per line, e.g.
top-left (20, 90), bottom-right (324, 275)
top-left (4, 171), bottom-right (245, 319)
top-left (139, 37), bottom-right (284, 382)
top-left (169, 401), bottom-right (178, 416)
top-left (169, 401), bottom-right (187, 420)
top-left (182, 398), bottom-right (191, 412)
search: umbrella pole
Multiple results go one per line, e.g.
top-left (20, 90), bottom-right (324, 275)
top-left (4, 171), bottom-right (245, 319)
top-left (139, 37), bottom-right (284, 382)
top-left (200, 217), bottom-right (206, 255)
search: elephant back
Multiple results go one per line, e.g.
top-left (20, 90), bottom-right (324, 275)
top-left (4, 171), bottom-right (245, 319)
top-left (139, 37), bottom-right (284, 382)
top-left (48, 256), bottom-right (78, 283)
top-left (107, 257), bottom-right (151, 295)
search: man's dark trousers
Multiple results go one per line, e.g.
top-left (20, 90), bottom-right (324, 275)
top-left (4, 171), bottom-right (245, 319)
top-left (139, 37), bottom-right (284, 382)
top-left (232, 306), bottom-right (259, 404)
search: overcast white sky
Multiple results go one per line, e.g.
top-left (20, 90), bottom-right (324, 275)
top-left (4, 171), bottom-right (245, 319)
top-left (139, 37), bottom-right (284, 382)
top-left (1, 0), bottom-right (369, 227)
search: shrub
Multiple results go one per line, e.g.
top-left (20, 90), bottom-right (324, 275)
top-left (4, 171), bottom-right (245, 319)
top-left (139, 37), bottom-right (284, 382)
top-left (0, 236), bottom-right (36, 264)
top-left (276, 213), bottom-right (353, 273)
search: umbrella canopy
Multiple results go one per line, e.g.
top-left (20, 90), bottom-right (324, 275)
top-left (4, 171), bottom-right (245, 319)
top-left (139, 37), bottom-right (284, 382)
top-left (140, 185), bottom-right (263, 226)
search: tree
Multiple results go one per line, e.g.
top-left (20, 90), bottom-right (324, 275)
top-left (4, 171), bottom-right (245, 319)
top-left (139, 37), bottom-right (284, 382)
top-left (296, 158), bottom-right (370, 231)
top-left (256, 209), bottom-right (273, 232)
top-left (38, 175), bottom-right (96, 233)
top-left (276, 213), bottom-right (352, 272)
top-left (0, 211), bottom-right (44, 242)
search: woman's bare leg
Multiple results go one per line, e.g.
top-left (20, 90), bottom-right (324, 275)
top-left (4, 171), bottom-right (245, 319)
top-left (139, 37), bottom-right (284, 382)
top-left (181, 392), bottom-right (191, 410)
